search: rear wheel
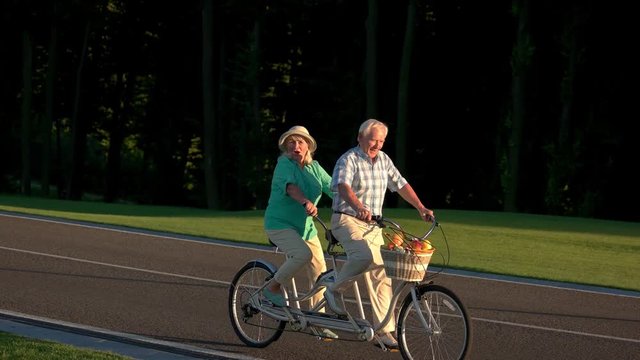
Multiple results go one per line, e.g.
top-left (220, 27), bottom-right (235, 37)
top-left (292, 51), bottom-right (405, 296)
top-left (397, 284), bottom-right (471, 359)
top-left (228, 261), bottom-right (285, 347)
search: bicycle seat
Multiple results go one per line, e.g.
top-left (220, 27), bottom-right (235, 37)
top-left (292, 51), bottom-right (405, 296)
top-left (267, 238), bottom-right (276, 247)
top-left (325, 229), bottom-right (340, 246)
top-left (325, 229), bottom-right (345, 255)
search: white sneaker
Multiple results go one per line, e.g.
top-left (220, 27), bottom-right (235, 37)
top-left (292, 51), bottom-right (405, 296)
top-left (324, 288), bottom-right (347, 315)
top-left (262, 288), bottom-right (286, 307)
top-left (316, 270), bottom-right (336, 284)
top-left (378, 332), bottom-right (398, 349)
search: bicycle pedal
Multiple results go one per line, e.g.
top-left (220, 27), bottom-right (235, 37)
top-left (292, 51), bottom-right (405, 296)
top-left (374, 343), bottom-right (399, 352)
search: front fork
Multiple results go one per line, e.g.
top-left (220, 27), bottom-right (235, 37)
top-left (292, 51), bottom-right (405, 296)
top-left (410, 285), bottom-right (439, 335)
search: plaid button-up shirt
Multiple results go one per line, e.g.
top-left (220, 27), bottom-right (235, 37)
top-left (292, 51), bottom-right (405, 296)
top-left (331, 146), bottom-right (407, 216)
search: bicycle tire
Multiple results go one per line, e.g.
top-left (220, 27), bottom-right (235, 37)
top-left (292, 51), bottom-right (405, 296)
top-left (228, 260), bottom-right (285, 347)
top-left (397, 284), bottom-right (472, 360)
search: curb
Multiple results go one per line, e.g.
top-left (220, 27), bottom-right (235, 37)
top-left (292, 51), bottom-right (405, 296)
top-left (0, 310), bottom-right (262, 360)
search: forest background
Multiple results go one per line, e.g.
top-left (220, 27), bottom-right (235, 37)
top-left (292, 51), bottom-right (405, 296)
top-left (1, 0), bottom-right (638, 222)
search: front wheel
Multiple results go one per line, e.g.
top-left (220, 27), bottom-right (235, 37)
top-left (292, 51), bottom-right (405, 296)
top-left (397, 284), bottom-right (471, 360)
top-left (228, 260), bottom-right (285, 347)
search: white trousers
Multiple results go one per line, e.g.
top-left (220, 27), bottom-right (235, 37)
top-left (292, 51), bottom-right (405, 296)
top-left (330, 213), bottom-right (395, 333)
top-left (265, 228), bottom-right (328, 309)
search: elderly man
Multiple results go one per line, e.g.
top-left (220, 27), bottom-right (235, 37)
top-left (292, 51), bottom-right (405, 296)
top-left (325, 119), bottom-right (434, 348)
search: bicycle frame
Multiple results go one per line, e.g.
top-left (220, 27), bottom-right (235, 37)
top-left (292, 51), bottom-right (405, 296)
top-left (242, 260), bottom-right (423, 344)
top-left (242, 216), bottom-right (439, 347)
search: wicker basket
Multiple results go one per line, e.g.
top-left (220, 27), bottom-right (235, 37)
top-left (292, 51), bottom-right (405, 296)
top-left (380, 248), bottom-right (433, 282)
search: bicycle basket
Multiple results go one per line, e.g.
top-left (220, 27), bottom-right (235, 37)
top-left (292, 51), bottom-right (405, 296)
top-left (380, 247), bottom-right (433, 282)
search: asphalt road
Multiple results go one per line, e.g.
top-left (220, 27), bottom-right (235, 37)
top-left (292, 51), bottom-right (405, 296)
top-left (1, 212), bottom-right (639, 360)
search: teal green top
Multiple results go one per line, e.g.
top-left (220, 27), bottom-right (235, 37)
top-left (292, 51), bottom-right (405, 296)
top-left (264, 155), bottom-right (333, 240)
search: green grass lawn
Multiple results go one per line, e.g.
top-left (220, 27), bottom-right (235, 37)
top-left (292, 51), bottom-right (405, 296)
top-left (1, 194), bottom-right (639, 291)
top-left (0, 331), bottom-right (132, 360)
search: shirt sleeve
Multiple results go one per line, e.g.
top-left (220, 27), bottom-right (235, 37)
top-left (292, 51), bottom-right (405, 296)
top-left (385, 154), bottom-right (408, 192)
top-left (331, 152), bottom-right (354, 192)
top-left (272, 156), bottom-right (297, 196)
top-left (315, 162), bottom-right (334, 200)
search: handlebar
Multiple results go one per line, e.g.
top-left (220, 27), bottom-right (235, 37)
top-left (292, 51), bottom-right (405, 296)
top-left (313, 214), bottom-right (439, 242)
top-left (314, 215), bottom-right (331, 232)
top-left (372, 216), bottom-right (439, 241)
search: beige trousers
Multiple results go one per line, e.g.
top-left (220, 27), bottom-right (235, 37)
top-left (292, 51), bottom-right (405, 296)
top-left (265, 228), bottom-right (328, 309)
top-left (330, 213), bottom-right (395, 333)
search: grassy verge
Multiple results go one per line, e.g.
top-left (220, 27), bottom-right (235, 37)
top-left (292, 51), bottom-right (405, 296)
top-left (0, 331), bottom-right (131, 360)
top-left (1, 194), bottom-right (639, 291)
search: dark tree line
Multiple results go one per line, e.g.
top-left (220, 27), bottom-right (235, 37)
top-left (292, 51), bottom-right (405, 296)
top-left (1, 0), bottom-right (637, 221)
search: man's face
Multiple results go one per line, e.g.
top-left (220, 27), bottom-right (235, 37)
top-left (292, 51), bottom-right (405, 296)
top-left (358, 127), bottom-right (386, 159)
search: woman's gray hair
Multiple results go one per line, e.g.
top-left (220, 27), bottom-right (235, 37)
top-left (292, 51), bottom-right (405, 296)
top-left (281, 134), bottom-right (314, 165)
top-left (358, 119), bottom-right (388, 138)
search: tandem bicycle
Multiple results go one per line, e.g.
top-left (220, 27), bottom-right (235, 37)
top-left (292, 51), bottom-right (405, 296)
top-left (228, 215), bottom-right (472, 360)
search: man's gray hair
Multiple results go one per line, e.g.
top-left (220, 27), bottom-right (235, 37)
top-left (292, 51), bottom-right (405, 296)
top-left (359, 119), bottom-right (388, 138)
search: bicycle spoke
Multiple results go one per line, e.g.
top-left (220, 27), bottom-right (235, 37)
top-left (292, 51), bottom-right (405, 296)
top-left (228, 261), bottom-right (285, 347)
top-left (398, 285), bottom-right (470, 360)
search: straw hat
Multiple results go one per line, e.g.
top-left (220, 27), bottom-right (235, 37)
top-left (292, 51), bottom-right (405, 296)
top-left (278, 126), bottom-right (317, 152)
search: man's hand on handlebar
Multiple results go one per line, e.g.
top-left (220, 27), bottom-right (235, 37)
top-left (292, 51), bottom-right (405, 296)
top-left (419, 208), bottom-right (435, 222)
top-left (355, 207), bottom-right (372, 222)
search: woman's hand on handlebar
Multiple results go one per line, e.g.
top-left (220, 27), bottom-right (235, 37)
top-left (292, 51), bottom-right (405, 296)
top-left (303, 201), bottom-right (318, 217)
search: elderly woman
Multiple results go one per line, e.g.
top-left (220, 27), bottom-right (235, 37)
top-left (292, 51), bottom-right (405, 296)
top-left (263, 125), bottom-right (337, 339)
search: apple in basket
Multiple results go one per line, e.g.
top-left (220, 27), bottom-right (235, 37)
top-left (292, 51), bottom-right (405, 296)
top-left (391, 234), bottom-right (404, 248)
top-left (411, 239), bottom-right (433, 254)
top-left (410, 239), bottom-right (423, 252)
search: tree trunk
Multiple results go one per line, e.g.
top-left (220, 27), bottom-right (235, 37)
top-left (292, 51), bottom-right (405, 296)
top-left (365, 0), bottom-right (379, 118)
top-left (250, 15), bottom-right (265, 208)
top-left (66, 21), bottom-right (91, 200)
top-left (235, 10), bottom-right (263, 209)
top-left (396, 0), bottom-right (416, 175)
top-left (504, 0), bottom-right (531, 212)
top-left (545, 8), bottom-right (583, 215)
top-left (394, 0), bottom-right (416, 208)
top-left (21, 30), bottom-right (33, 196)
top-left (42, 15), bottom-right (58, 197)
top-left (105, 72), bottom-right (126, 203)
top-left (217, 36), bottom-right (228, 208)
top-left (202, 0), bottom-right (219, 209)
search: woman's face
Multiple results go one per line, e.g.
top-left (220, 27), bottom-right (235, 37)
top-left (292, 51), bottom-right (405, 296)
top-left (358, 127), bottom-right (386, 159)
top-left (285, 136), bottom-right (309, 164)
